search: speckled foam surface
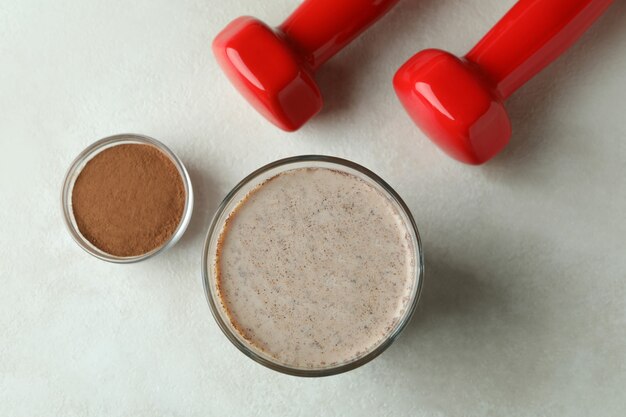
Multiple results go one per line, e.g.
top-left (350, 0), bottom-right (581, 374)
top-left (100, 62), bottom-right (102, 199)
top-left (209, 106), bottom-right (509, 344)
top-left (1, 0), bottom-right (625, 415)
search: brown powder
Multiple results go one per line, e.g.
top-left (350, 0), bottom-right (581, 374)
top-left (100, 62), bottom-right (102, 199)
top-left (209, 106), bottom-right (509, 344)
top-left (71, 144), bottom-right (186, 257)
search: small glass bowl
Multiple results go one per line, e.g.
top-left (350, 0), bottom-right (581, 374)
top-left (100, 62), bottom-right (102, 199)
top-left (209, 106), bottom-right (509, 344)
top-left (61, 133), bottom-right (194, 263)
top-left (202, 156), bottom-right (424, 377)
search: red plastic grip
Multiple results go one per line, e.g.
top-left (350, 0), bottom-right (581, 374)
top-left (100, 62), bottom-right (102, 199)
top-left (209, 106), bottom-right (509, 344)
top-left (467, 0), bottom-right (614, 100)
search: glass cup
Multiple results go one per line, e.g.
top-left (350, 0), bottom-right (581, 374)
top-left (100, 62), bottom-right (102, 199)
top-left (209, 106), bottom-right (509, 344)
top-left (202, 155), bottom-right (424, 376)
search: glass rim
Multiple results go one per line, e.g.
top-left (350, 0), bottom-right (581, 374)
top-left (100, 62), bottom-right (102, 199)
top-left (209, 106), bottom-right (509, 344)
top-left (61, 133), bottom-right (194, 264)
top-left (201, 155), bottom-right (424, 377)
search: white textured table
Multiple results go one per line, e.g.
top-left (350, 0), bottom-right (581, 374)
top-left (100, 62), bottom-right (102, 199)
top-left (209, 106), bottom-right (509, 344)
top-left (1, 0), bottom-right (625, 415)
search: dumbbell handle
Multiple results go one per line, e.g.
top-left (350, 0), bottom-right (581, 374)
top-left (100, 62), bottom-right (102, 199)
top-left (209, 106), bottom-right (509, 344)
top-left (278, 0), bottom-right (399, 71)
top-left (465, 0), bottom-right (613, 100)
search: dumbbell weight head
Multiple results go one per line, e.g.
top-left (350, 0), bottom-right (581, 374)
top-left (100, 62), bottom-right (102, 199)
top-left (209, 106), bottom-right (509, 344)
top-left (393, 49), bottom-right (511, 165)
top-left (213, 17), bottom-right (322, 132)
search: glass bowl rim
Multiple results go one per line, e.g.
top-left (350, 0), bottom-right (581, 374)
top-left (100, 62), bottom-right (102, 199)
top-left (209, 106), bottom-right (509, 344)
top-left (61, 133), bottom-right (194, 263)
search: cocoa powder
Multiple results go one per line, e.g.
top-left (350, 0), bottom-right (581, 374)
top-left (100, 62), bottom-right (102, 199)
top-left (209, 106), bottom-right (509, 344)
top-left (71, 144), bottom-right (185, 257)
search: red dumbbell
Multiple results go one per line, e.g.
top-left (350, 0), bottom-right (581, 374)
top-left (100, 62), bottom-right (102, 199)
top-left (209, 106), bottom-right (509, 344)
top-left (394, 0), bottom-right (614, 165)
top-left (213, 0), bottom-right (399, 131)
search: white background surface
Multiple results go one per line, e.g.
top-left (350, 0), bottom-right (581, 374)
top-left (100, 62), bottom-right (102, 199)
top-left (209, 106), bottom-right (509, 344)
top-left (1, 0), bottom-right (625, 415)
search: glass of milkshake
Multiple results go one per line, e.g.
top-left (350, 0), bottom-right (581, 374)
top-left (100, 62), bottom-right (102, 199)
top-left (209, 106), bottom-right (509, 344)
top-left (202, 156), bottom-right (424, 376)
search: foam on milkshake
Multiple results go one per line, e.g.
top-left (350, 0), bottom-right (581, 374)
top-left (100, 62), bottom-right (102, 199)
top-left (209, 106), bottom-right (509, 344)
top-left (213, 167), bottom-right (417, 369)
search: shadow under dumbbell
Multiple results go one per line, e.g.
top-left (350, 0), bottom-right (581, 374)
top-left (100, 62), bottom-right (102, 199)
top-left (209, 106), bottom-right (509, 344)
top-left (489, 1), bottom-right (626, 171)
top-left (312, 0), bottom-right (448, 124)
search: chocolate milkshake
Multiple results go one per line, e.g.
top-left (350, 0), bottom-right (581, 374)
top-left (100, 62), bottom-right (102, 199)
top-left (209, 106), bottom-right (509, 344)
top-left (204, 158), bottom-right (422, 374)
